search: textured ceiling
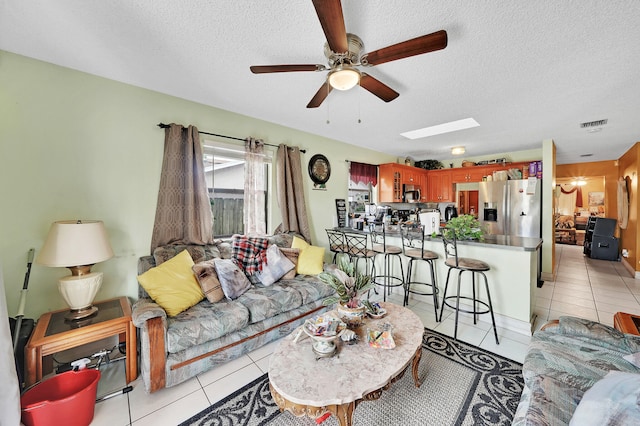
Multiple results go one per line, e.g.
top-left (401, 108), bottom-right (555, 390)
top-left (2, 1), bottom-right (639, 164)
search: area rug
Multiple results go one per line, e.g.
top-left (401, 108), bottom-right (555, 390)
top-left (180, 328), bottom-right (524, 426)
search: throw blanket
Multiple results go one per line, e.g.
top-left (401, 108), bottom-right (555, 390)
top-left (232, 235), bottom-right (269, 275)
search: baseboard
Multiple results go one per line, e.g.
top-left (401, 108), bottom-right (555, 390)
top-left (621, 257), bottom-right (640, 279)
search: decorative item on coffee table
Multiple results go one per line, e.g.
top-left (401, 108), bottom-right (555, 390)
top-left (318, 259), bottom-right (373, 328)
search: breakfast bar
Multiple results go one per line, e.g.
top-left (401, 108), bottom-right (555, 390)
top-left (335, 227), bottom-right (543, 335)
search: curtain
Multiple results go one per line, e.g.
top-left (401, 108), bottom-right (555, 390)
top-left (150, 123), bottom-right (214, 252)
top-left (559, 185), bottom-right (583, 207)
top-left (557, 184), bottom-right (579, 215)
top-left (350, 162), bottom-right (378, 186)
top-left (244, 138), bottom-right (266, 236)
top-left (274, 144), bottom-right (312, 242)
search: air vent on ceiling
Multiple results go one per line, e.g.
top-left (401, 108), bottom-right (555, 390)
top-left (579, 119), bottom-right (608, 128)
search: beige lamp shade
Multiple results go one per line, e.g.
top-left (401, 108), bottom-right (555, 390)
top-left (37, 220), bottom-right (114, 268)
top-left (37, 220), bottom-right (114, 320)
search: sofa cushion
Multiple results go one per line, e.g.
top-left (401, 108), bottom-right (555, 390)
top-left (570, 371), bottom-right (640, 425)
top-left (255, 245), bottom-right (295, 286)
top-left (192, 259), bottom-right (225, 303)
top-left (291, 236), bottom-right (325, 275)
top-left (215, 259), bottom-right (252, 300)
top-left (137, 250), bottom-right (204, 317)
top-left (165, 299), bottom-right (250, 354)
top-left (278, 275), bottom-right (336, 305)
top-left (279, 247), bottom-right (300, 279)
top-left (235, 283), bottom-right (303, 323)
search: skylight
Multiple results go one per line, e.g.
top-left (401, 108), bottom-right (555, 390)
top-left (400, 118), bottom-right (480, 140)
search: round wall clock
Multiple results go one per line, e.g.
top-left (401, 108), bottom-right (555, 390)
top-left (308, 154), bottom-right (331, 184)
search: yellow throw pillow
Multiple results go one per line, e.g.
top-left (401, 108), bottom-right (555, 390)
top-left (137, 249), bottom-right (204, 317)
top-left (291, 236), bottom-right (325, 275)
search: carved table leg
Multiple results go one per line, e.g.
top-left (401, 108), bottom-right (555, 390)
top-left (328, 403), bottom-right (355, 426)
top-left (412, 346), bottom-right (422, 388)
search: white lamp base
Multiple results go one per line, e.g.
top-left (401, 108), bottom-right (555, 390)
top-left (58, 272), bottom-right (103, 320)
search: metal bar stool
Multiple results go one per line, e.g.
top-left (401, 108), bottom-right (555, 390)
top-left (343, 232), bottom-right (376, 278)
top-left (439, 232), bottom-right (499, 344)
top-left (402, 225), bottom-right (440, 321)
top-left (370, 224), bottom-right (405, 301)
top-left (325, 229), bottom-right (349, 263)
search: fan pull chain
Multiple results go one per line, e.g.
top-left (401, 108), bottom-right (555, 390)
top-left (357, 89), bottom-right (362, 124)
top-left (326, 85), bottom-right (331, 124)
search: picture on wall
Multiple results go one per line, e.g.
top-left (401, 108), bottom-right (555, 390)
top-left (588, 191), bottom-right (605, 206)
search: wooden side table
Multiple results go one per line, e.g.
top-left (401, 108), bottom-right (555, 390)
top-left (614, 312), bottom-right (640, 336)
top-left (25, 296), bottom-right (137, 387)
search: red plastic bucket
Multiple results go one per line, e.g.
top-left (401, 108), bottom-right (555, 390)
top-left (21, 369), bottom-right (101, 426)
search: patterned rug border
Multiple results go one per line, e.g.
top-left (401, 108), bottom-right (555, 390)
top-left (180, 328), bottom-right (524, 426)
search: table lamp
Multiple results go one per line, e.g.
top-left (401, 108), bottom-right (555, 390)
top-left (37, 220), bottom-right (114, 321)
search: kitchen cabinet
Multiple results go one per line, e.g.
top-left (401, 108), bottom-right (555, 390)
top-left (379, 163), bottom-right (403, 202)
top-left (402, 168), bottom-right (421, 185)
top-left (451, 167), bottom-right (486, 183)
top-left (451, 162), bottom-right (530, 183)
top-left (379, 163), bottom-right (428, 202)
top-left (426, 169), bottom-right (453, 202)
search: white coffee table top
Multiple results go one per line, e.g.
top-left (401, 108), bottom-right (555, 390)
top-left (269, 302), bottom-right (424, 407)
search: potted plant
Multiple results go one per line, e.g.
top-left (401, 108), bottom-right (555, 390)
top-left (444, 214), bottom-right (484, 240)
top-left (318, 259), bottom-right (373, 327)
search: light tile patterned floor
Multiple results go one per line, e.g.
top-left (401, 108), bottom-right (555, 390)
top-left (92, 244), bottom-right (639, 425)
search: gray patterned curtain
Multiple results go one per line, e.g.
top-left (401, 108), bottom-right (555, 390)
top-left (274, 144), bottom-right (312, 243)
top-left (150, 123), bottom-right (214, 252)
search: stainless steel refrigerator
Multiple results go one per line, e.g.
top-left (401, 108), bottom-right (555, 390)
top-left (478, 179), bottom-right (541, 237)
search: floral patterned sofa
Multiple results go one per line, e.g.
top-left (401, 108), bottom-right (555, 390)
top-left (131, 234), bottom-right (333, 393)
top-left (513, 316), bottom-right (640, 425)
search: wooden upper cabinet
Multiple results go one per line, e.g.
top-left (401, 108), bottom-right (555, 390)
top-left (451, 167), bottom-right (486, 183)
top-left (378, 163), bottom-right (403, 202)
top-left (426, 169), bottom-right (453, 202)
top-left (451, 162), bottom-right (531, 183)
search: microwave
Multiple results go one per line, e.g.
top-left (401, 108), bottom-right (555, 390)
top-left (403, 184), bottom-right (421, 203)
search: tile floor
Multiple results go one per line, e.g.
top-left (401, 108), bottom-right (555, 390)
top-left (91, 243), bottom-right (640, 425)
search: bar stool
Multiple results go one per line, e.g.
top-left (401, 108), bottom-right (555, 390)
top-left (325, 229), bottom-right (349, 263)
top-left (402, 225), bottom-right (440, 321)
top-left (439, 232), bottom-right (499, 344)
top-left (370, 225), bottom-right (404, 301)
top-left (343, 232), bottom-right (376, 278)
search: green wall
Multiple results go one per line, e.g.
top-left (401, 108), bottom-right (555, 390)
top-left (0, 51), bottom-right (395, 318)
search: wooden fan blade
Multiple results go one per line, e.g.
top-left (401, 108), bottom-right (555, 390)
top-left (364, 30), bottom-right (448, 66)
top-left (360, 73), bottom-right (399, 103)
top-left (307, 82), bottom-right (333, 108)
top-left (312, 0), bottom-right (348, 53)
top-left (250, 64), bottom-right (326, 74)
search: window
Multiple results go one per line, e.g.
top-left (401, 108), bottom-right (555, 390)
top-left (202, 140), bottom-right (269, 237)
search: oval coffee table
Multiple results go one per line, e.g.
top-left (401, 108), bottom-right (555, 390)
top-left (269, 302), bottom-right (424, 426)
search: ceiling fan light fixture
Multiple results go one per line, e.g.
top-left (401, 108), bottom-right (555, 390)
top-left (451, 146), bottom-right (466, 156)
top-left (328, 65), bottom-right (360, 91)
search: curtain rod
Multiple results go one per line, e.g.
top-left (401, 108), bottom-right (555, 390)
top-left (157, 123), bottom-right (305, 153)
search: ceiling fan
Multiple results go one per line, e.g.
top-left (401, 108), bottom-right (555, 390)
top-left (250, 0), bottom-right (448, 108)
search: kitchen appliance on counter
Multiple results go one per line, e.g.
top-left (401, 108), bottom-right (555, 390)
top-left (444, 205), bottom-right (458, 221)
top-left (374, 206), bottom-right (391, 224)
top-left (419, 212), bottom-right (441, 235)
top-left (478, 179), bottom-right (541, 238)
top-left (402, 184), bottom-right (421, 203)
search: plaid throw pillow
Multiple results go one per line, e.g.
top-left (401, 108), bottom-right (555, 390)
top-left (232, 235), bottom-right (270, 277)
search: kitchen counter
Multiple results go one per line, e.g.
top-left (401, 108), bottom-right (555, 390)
top-left (333, 227), bottom-right (542, 336)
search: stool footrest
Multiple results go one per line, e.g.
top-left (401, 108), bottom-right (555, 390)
top-left (442, 295), bottom-right (491, 316)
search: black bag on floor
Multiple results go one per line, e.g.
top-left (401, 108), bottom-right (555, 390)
top-left (9, 316), bottom-right (34, 387)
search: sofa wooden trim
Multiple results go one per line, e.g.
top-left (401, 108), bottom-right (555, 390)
top-left (146, 303), bottom-right (325, 392)
top-left (148, 317), bottom-right (167, 392)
